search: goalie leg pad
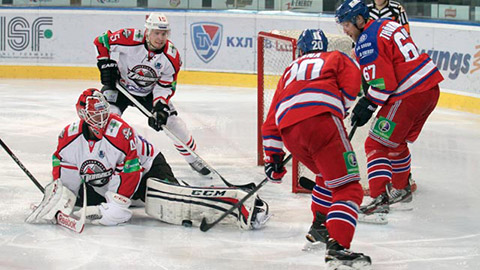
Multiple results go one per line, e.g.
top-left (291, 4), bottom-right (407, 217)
top-left (145, 178), bottom-right (269, 230)
top-left (26, 180), bottom-right (76, 224)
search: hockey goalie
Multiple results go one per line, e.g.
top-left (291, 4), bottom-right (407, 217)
top-left (26, 88), bottom-right (270, 231)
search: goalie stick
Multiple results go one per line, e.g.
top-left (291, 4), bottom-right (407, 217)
top-left (200, 154), bottom-right (293, 232)
top-left (56, 182), bottom-right (87, 233)
top-left (115, 82), bottom-right (256, 191)
top-left (1, 137), bottom-right (86, 233)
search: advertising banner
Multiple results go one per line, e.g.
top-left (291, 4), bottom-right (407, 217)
top-left (0, 9), bottom-right (478, 96)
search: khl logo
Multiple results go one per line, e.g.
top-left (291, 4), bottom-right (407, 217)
top-left (190, 22), bottom-right (222, 63)
top-left (0, 16), bottom-right (53, 51)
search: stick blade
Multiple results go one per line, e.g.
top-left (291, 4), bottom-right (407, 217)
top-left (199, 217), bottom-right (210, 232)
top-left (299, 177), bottom-right (315, 191)
top-left (56, 211), bottom-right (84, 233)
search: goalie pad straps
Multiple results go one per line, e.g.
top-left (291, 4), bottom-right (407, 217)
top-left (26, 180), bottom-right (76, 224)
top-left (145, 178), bottom-right (264, 230)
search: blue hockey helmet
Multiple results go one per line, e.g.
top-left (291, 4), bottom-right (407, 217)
top-left (296, 29), bottom-right (328, 57)
top-left (335, 0), bottom-right (369, 26)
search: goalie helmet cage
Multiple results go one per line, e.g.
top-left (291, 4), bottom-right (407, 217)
top-left (256, 30), bottom-right (356, 193)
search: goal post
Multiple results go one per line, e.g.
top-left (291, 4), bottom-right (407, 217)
top-left (256, 29), bottom-right (366, 194)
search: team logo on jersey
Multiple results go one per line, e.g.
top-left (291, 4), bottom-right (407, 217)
top-left (105, 119), bottom-right (121, 137)
top-left (379, 120), bottom-right (391, 132)
top-left (122, 29), bottom-right (131, 38)
top-left (99, 150), bottom-right (105, 159)
top-left (123, 128), bottom-right (132, 140)
top-left (127, 65), bottom-right (158, 88)
top-left (359, 33), bottom-right (367, 43)
top-left (372, 116), bottom-right (396, 140)
top-left (133, 29), bottom-right (144, 42)
top-left (190, 22), bottom-right (223, 63)
top-left (58, 129), bottom-right (65, 139)
top-left (343, 151), bottom-right (359, 174)
top-left (80, 160), bottom-right (113, 187)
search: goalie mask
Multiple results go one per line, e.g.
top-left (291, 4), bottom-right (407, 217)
top-left (76, 88), bottom-right (110, 138)
top-left (296, 29), bottom-right (329, 57)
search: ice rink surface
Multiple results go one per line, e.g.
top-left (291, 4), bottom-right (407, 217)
top-left (0, 79), bottom-right (479, 270)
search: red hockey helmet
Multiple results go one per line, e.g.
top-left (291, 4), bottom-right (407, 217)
top-left (76, 88), bottom-right (110, 133)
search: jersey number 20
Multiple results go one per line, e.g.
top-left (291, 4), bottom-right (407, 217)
top-left (284, 58), bottom-right (325, 88)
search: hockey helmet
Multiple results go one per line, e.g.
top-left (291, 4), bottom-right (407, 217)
top-left (76, 88), bottom-right (110, 132)
top-left (335, 0), bottom-right (369, 26)
top-left (296, 29), bottom-right (328, 57)
top-left (145, 12), bottom-right (170, 31)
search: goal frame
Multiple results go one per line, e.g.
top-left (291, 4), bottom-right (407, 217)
top-left (256, 31), bottom-right (310, 193)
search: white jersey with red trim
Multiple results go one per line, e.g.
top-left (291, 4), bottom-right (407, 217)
top-left (94, 28), bottom-right (182, 104)
top-left (52, 114), bottom-right (155, 199)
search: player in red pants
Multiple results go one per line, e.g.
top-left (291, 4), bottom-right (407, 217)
top-left (262, 29), bottom-right (371, 269)
top-left (336, 0), bottom-right (443, 217)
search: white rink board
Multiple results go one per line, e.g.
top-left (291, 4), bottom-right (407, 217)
top-left (0, 9), bottom-right (479, 96)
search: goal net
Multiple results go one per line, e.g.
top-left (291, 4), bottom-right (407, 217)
top-left (257, 30), bottom-right (370, 193)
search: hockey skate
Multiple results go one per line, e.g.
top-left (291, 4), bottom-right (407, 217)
top-left (360, 193), bottom-right (390, 215)
top-left (325, 239), bottom-right (372, 270)
top-left (189, 159), bottom-right (212, 177)
top-left (358, 193), bottom-right (389, 225)
top-left (359, 182), bottom-right (413, 224)
top-left (303, 212), bottom-right (329, 252)
top-left (409, 173), bottom-right (417, 193)
top-left (386, 182), bottom-right (412, 204)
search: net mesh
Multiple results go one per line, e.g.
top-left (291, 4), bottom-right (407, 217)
top-left (258, 30), bottom-right (370, 192)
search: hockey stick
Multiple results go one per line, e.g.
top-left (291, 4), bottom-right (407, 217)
top-left (1, 138), bottom-right (87, 233)
top-left (56, 182), bottom-right (87, 233)
top-left (297, 123), bottom-right (359, 191)
top-left (349, 121), bottom-right (358, 140)
top-left (200, 154), bottom-right (293, 232)
top-left (115, 83), bottom-right (256, 190)
top-left (0, 138), bottom-right (45, 193)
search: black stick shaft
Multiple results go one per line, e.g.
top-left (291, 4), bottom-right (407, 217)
top-left (0, 138), bottom-right (44, 193)
top-left (200, 154), bottom-right (292, 232)
top-left (349, 122), bottom-right (358, 140)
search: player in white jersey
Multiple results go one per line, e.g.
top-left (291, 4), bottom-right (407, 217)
top-left (93, 12), bottom-right (211, 176)
top-left (26, 89), bottom-right (270, 229)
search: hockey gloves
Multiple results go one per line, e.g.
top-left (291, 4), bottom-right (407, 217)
top-left (97, 59), bottom-right (119, 89)
top-left (264, 153), bottom-right (287, 184)
top-left (75, 191), bottom-right (132, 226)
top-left (148, 101), bottom-right (170, 131)
top-left (351, 97), bottom-right (377, 127)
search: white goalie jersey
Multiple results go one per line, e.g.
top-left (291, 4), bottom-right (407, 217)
top-left (52, 114), bottom-right (155, 199)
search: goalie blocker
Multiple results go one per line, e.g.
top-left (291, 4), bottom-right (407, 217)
top-left (145, 178), bottom-right (271, 230)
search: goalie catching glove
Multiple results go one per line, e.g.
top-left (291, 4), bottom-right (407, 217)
top-left (26, 180), bottom-right (76, 224)
top-left (351, 96), bottom-right (377, 127)
top-left (97, 59), bottom-right (119, 89)
top-left (264, 153), bottom-right (287, 183)
top-left (148, 101), bottom-right (170, 131)
top-left (75, 191), bottom-right (132, 226)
